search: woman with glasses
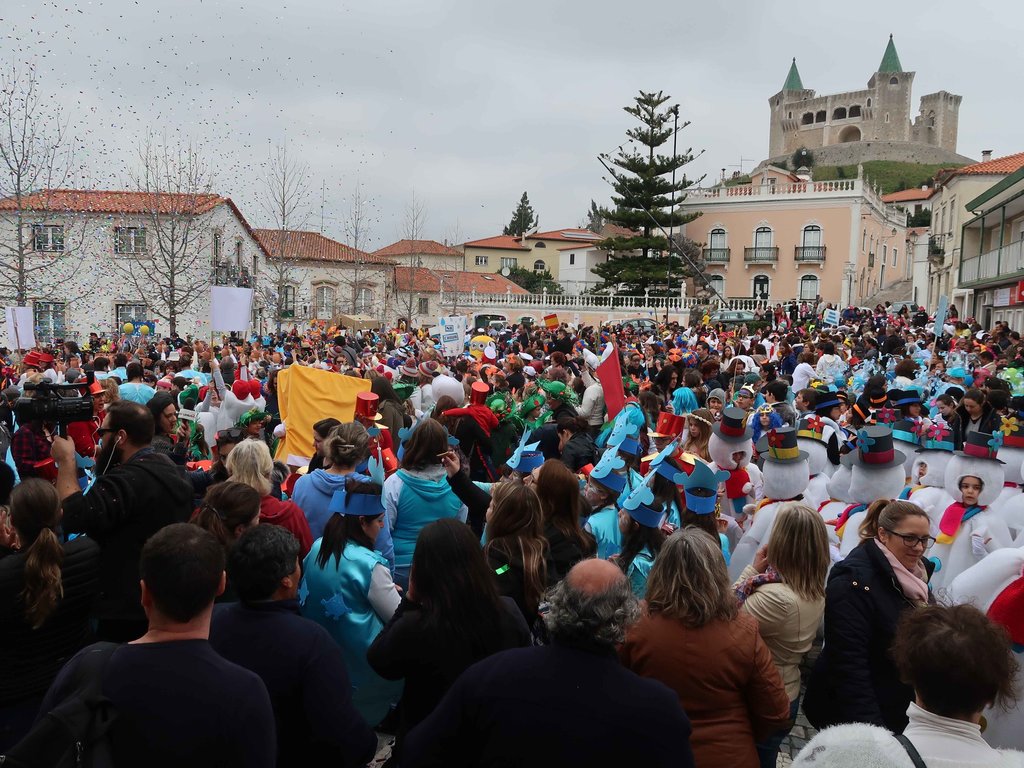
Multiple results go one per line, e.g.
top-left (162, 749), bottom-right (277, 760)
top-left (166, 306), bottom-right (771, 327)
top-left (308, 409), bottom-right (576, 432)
top-left (804, 499), bottom-right (934, 734)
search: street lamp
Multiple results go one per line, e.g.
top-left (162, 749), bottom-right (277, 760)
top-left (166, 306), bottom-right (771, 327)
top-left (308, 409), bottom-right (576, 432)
top-left (666, 104), bottom-right (680, 324)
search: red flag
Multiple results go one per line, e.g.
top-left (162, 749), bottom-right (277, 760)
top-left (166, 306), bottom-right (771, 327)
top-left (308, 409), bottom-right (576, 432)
top-left (596, 342), bottom-right (625, 420)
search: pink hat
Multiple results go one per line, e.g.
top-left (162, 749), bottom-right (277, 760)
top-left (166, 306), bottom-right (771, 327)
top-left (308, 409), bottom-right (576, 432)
top-left (155, 379), bottom-right (173, 390)
top-left (419, 360), bottom-right (440, 377)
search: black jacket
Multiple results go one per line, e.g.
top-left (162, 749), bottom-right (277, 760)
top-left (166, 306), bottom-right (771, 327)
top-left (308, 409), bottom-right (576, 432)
top-left (0, 536), bottom-right (100, 706)
top-left (61, 449), bottom-right (193, 638)
top-left (209, 599), bottom-right (377, 768)
top-left (403, 642), bottom-right (695, 768)
top-left (367, 596), bottom-right (529, 758)
top-left (803, 539), bottom-right (934, 733)
top-left (543, 523), bottom-right (594, 586)
top-left (560, 431), bottom-right (596, 472)
top-left (536, 403), bottom-right (579, 460)
top-left (950, 400), bottom-right (1001, 449)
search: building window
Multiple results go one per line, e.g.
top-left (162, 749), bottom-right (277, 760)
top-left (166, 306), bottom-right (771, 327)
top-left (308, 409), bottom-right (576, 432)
top-left (533, 259), bottom-right (546, 273)
top-left (849, 105), bottom-right (861, 118)
top-left (500, 257), bottom-right (517, 271)
top-left (832, 107), bottom-right (847, 120)
top-left (867, 98), bottom-right (872, 107)
top-left (889, 77), bottom-right (899, 86)
top-left (34, 301), bottom-right (66, 342)
top-left (114, 226), bottom-right (146, 254)
top-left (754, 226), bottom-right (773, 248)
top-left (281, 285), bottom-right (296, 317)
top-left (802, 225), bottom-right (822, 247)
top-left (569, 253), bottom-right (575, 265)
top-left (752, 274), bottom-right (770, 301)
top-left (862, 229), bottom-right (867, 251)
top-left (707, 274), bottom-right (725, 297)
top-left (235, 239), bottom-right (243, 265)
top-left (356, 287), bottom-right (373, 314)
top-left (799, 275), bottom-right (819, 301)
top-left (314, 285), bottom-right (335, 319)
top-left (417, 297), bottom-right (429, 314)
top-left (892, 247), bottom-right (898, 267)
top-left (801, 112), bottom-right (813, 125)
top-left (474, 254), bottom-right (488, 267)
top-left (32, 224), bottom-right (64, 252)
top-left (709, 228), bottom-right (727, 249)
top-left (885, 113), bottom-right (890, 123)
top-left (882, 244), bottom-right (888, 264)
top-left (115, 303), bottom-right (147, 329)
top-left (213, 232), bottom-right (221, 261)
top-left (815, 110), bottom-right (826, 123)
top-left (534, 241), bottom-right (546, 248)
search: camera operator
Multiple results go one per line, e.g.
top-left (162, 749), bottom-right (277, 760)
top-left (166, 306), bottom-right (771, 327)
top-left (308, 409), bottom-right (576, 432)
top-left (11, 374), bottom-right (55, 480)
top-left (50, 400), bottom-right (193, 642)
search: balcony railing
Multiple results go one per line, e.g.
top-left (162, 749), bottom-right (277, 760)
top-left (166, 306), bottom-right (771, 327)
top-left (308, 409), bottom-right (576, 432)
top-left (959, 240), bottom-right (1024, 287)
top-left (744, 246), bottom-right (778, 263)
top-left (794, 245), bottom-right (826, 262)
top-left (929, 234), bottom-right (946, 256)
top-left (702, 247), bottom-right (730, 263)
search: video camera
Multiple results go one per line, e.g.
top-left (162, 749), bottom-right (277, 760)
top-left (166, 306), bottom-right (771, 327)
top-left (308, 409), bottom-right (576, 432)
top-left (15, 376), bottom-right (95, 437)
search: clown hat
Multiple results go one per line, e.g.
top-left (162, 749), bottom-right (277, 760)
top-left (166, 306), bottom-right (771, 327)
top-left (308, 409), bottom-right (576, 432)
top-left (843, 425), bottom-right (906, 469)
top-left (649, 412), bottom-right (685, 440)
top-left (957, 431), bottom-right (1005, 464)
top-left (678, 459), bottom-right (729, 515)
top-left (754, 426), bottom-right (809, 464)
top-left (355, 391), bottom-right (384, 423)
top-left (712, 407), bottom-right (752, 443)
top-left (590, 448), bottom-right (628, 495)
top-left (328, 485), bottom-right (385, 518)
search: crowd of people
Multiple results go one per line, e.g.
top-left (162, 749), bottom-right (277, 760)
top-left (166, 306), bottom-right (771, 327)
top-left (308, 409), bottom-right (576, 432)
top-left (2, 300), bottom-right (1024, 767)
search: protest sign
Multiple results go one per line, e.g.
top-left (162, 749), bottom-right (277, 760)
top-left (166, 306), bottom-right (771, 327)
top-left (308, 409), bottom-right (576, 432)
top-left (822, 308), bottom-right (840, 326)
top-left (5, 307), bottom-right (35, 349)
top-left (439, 315), bottom-right (467, 358)
top-left (210, 287), bottom-right (254, 333)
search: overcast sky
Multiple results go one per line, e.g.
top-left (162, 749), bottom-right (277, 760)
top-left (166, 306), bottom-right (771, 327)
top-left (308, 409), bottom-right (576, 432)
top-left (3, 0), bottom-right (1020, 249)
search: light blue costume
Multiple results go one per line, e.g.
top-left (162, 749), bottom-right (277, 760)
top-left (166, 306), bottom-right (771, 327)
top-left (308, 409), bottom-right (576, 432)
top-left (389, 469), bottom-right (463, 588)
top-left (300, 540), bottom-right (402, 725)
top-left (586, 505), bottom-right (622, 560)
top-left (626, 546), bottom-right (656, 599)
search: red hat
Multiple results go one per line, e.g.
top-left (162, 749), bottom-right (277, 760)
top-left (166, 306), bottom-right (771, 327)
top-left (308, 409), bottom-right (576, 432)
top-left (355, 391), bottom-right (383, 422)
top-left (470, 381), bottom-right (489, 406)
top-left (231, 380), bottom-right (249, 400)
top-left (379, 447), bottom-right (399, 476)
top-left (649, 412), bottom-right (685, 439)
top-left (88, 380), bottom-right (104, 396)
top-left (34, 352), bottom-right (54, 365)
top-left (988, 575), bottom-right (1024, 647)
top-left (21, 351), bottom-right (40, 368)
top-left (199, 386), bottom-right (209, 402)
top-left (282, 472), bottom-right (302, 499)
top-left (248, 380), bottom-right (262, 399)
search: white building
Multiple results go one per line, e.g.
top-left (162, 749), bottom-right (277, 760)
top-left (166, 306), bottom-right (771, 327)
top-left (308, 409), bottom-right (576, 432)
top-left (557, 245), bottom-right (608, 294)
top-left (0, 189), bottom-right (267, 344)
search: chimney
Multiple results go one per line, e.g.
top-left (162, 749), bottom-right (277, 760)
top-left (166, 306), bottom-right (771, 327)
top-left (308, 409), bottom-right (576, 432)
top-left (982, 149), bottom-right (993, 162)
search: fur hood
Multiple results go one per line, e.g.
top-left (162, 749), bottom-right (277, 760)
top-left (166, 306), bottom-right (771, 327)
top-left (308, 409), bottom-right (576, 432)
top-left (911, 450), bottom-right (953, 489)
top-left (793, 723), bottom-right (917, 768)
top-left (709, 433), bottom-right (751, 470)
top-left (944, 454), bottom-right (1005, 507)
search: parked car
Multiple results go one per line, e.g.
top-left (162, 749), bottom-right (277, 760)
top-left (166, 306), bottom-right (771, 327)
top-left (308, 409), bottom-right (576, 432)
top-left (888, 301), bottom-right (917, 316)
top-left (473, 313), bottom-right (507, 331)
top-left (620, 317), bottom-right (658, 334)
top-left (709, 309), bottom-right (756, 327)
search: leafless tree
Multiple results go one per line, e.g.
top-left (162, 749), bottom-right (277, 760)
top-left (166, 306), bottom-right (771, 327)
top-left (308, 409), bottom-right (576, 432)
top-left (112, 137), bottom-right (214, 337)
top-left (438, 219), bottom-right (467, 315)
top-left (259, 142), bottom-right (312, 330)
top-left (395, 191), bottom-right (430, 325)
top-left (0, 63), bottom-right (91, 313)
top-left (339, 178), bottom-right (380, 317)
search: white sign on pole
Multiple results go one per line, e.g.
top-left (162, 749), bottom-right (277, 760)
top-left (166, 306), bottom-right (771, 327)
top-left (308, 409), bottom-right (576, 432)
top-left (210, 287), bottom-right (254, 333)
top-left (5, 307), bottom-right (35, 349)
top-left (439, 315), bottom-right (467, 358)
top-left (822, 308), bottom-right (840, 326)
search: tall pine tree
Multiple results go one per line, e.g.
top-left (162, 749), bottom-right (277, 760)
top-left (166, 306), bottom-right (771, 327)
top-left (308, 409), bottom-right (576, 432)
top-left (502, 192), bottom-right (539, 236)
top-left (593, 91), bottom-right (701, 296)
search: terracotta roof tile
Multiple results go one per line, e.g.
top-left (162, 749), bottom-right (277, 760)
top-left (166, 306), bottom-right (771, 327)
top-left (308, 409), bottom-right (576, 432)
top-left (394, 267), bottom-right (528, 294)
top-left (253, 229), bottom-right (393, 265)
top-left (372, 239), bottom-right (461, 258)
top-left (0, 189), bottom-right (225, 215)
top-left (462, 235), bottom-right (529, 251)
top-left (882, 187), bottom-right (936, 203)
top-left (951, 152), bottom-right (1024, 176)
top-left (527, 228), bottom-right (604, 243)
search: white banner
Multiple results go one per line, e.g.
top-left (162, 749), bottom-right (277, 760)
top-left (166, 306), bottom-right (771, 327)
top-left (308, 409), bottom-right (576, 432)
top-left (822, 308), bottom-right (840, 326)
top-left (439, 315), bottom-right (467, 358)
top-left (210, 287), bottom-right (254, 333)
top-left (5, 306), bottom-right (35, 349)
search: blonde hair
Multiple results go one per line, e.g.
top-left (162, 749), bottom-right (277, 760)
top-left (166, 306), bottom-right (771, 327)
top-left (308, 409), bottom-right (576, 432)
top-left (766, 502), bottom-right (829, 601)
top-left (646, 527), bottom-right (737, 627)
top-left (225, 438), bottom-right (273, 496)
top-left (323, 422), bottom-right (369, 469)
top-left (100, 377), bottom-right (120, 403)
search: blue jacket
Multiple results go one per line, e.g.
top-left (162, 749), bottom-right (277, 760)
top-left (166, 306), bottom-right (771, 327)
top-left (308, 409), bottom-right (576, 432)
top-left (391, 470), bottom-right (463, 574)
top-left (587, 506), bottom-right (622, 560)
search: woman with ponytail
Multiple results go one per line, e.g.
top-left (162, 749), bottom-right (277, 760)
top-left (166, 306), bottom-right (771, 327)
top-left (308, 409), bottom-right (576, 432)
top-left (0, 475), bottom-right (100, 750)
top-left (191, 481), bottom-right (261, 602)
top-left (804, 499), bottom-right (934, 734)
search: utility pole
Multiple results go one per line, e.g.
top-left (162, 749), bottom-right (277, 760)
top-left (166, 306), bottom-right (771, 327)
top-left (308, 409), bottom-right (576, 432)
top-left (666, 104), bottom-right (679, 324)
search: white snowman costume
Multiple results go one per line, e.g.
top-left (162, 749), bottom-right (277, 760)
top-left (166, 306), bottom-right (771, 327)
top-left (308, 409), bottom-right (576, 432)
top-left (949, 548), bottom-right (1024, 751)
top-left (708, 407), bottom-right (763, 531)
top-left (796, 416), bottom-right (839, 510)
top-left (929, 433), bottom-right (1014, 595)
top-left (729, 427), bottom-right (810, 580)
top-left (990, 417), bottom-right (1024, 540)
top-left (901, 427), bottom-right (956, 535)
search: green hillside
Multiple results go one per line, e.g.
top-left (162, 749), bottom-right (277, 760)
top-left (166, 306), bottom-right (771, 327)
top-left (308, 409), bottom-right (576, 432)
top-left (812, 161), bottom-right (958, 195)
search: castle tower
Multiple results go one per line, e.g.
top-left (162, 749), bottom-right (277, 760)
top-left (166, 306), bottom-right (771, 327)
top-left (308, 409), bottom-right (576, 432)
top-left (866, 34), bottom-right (914, 142)
top-left (768, 58), bottom-right (815, 158)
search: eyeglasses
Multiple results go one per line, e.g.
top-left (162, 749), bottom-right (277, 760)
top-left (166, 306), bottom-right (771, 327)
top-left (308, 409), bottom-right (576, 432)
top-left (216, 427), bottom-right (245, 443)
top-left (96, 427), bottom-right (116, 437)
top-left (882, 527), bottom-right (936, 550)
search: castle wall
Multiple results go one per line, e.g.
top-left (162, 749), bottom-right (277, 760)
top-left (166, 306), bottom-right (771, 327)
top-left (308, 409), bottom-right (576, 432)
top-left (765, 140), bottom-right (974, 169)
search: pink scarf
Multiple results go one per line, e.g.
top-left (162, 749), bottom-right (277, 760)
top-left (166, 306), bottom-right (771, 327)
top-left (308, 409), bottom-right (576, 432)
top-left (874, 539), bottom-right (929, 604)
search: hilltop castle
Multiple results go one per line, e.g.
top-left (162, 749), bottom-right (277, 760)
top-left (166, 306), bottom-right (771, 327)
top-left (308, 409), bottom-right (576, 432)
top-left (766, 36), bottom-right (973, 167)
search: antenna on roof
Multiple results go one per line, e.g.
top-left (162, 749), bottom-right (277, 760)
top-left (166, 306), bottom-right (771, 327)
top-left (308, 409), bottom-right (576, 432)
top-left (729, 156), bottom-right (756, 174)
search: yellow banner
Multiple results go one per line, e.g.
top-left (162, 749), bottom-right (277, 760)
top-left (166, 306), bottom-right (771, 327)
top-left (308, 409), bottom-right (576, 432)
top-left (274, 366), bottom-right (371, 465)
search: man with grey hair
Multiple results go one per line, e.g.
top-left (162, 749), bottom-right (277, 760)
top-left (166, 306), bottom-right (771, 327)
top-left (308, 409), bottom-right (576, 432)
top-left (403, 559), bottom-right (695, 768)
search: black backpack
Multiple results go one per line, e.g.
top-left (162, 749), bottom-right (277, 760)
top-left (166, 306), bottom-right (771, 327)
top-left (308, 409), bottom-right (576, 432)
top-left (1, 642), bottom-right (119, 768)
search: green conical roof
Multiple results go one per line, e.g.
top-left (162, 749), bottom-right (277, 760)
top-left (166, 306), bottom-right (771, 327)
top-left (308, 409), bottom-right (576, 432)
top-left (782, 58), bottom-right (803, 91)
top-left (878, 34), bottom-right (902, 73)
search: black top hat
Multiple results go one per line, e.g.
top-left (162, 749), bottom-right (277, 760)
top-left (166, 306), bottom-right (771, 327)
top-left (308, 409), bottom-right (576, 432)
top-left (845, 424), bottom-right (906, 469)
top-left (754, 426), bottom-right (809, 464)
top-left (957, 430), bottom-right (1005, 464)
top-left (712, 407), bottom-right (753, 443)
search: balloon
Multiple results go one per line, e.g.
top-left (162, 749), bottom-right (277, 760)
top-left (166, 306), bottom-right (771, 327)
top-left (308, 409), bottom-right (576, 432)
top-left (122, 323), bottom-right (134, 334)
top-left (139, 325), bottom-right (150, 336)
